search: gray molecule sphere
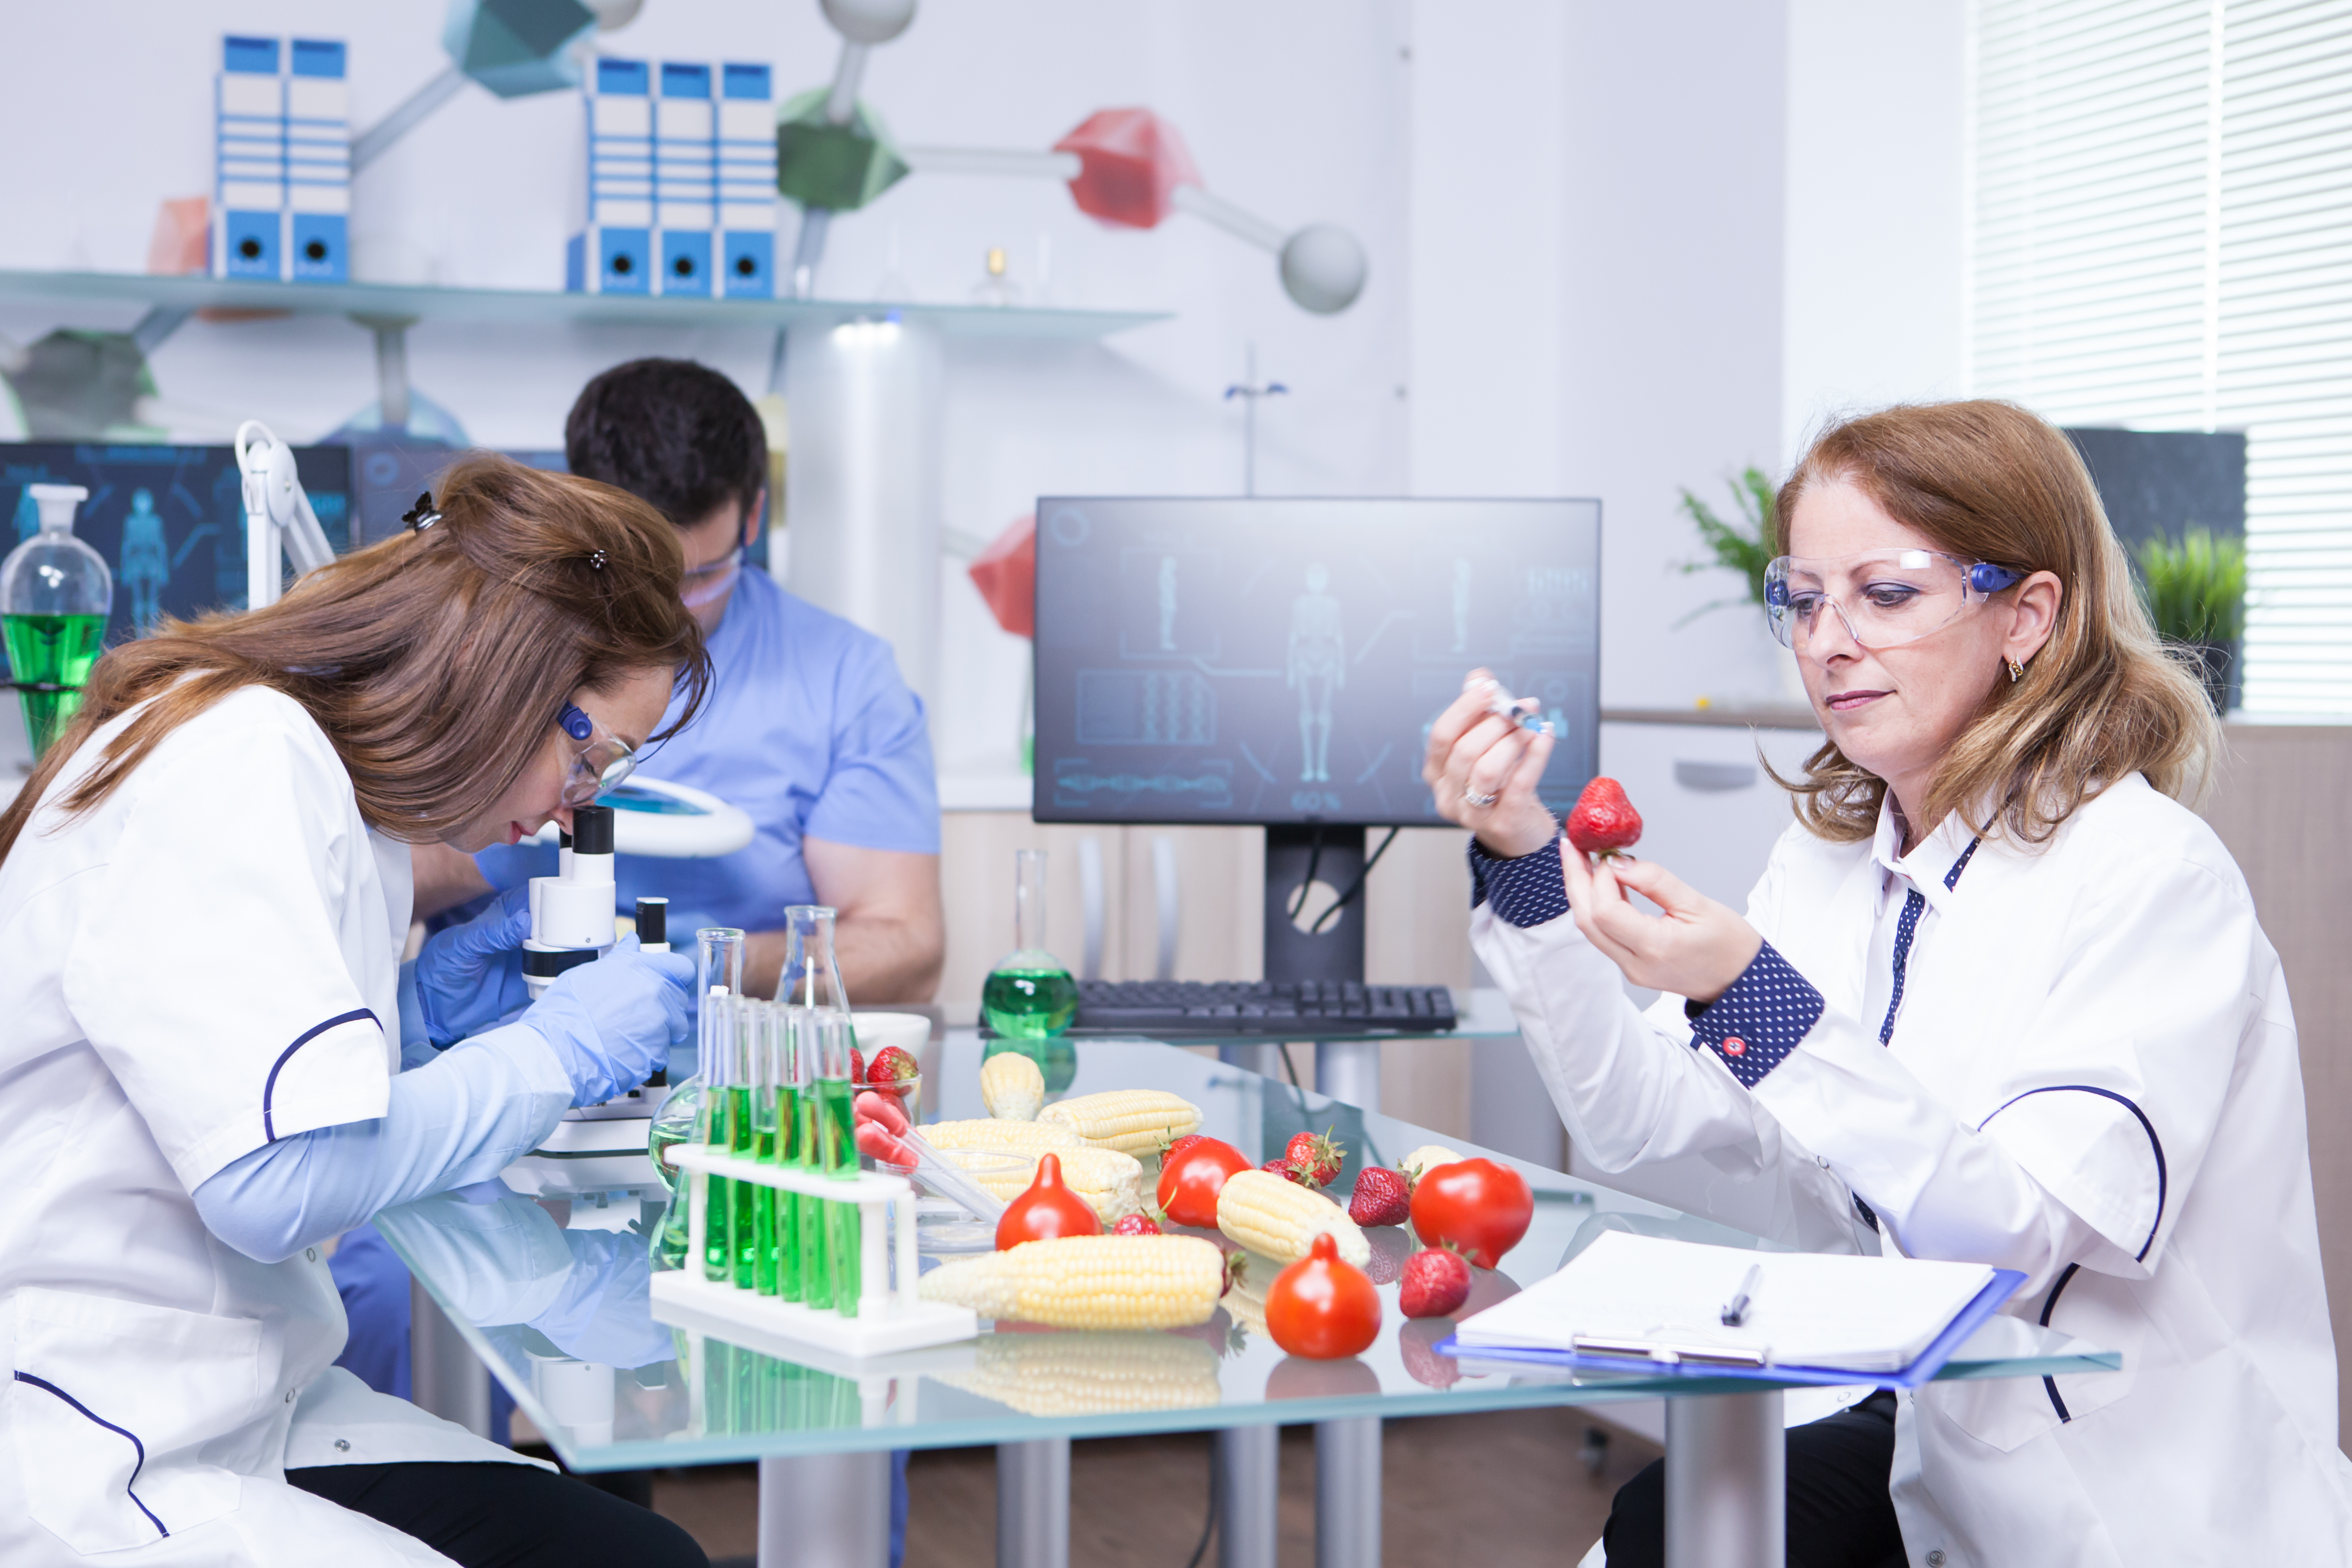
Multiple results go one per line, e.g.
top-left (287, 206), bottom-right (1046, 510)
top-left (1279, 224), bottom-right (1367, 315)
top-left (821, 0), bottom-right (917, 45)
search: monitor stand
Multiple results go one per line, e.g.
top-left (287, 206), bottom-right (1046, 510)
top-left (1234, 825), bottom-right (1381, 1111)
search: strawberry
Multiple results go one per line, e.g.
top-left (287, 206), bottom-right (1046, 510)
top-left (1398, 1319), bottom-right (1462, 1389)
top-left (1348, 1167), bottom-right (1412, 1228)
top-left (1399, 1245), bottom-right (1474, 1319)
top-left (868, 1045), bottom-right (920, 1084)
top-left (1564, 776), bottom-right (1643, 858)
top-left (1162, 1132), bottom-right (1207, 1165)
top-left (1113, 1211), bottom-right (1163, 1236)
top-left (1262, 1156), bottom-right (1307, 1183)
top-left (1362, 1224), bottom-right (1413, 1286)
top-left (1285, 1128), bottom-right (1346, 1189)
top-left (849, 1046), bottom-right (866, 1085)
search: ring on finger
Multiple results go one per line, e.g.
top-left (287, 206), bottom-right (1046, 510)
top-left (1462, 787), bottom-right (1499, 809)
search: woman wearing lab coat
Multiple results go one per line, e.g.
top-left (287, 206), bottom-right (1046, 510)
top-left (1427, 401), bottom-right (2352, 1568)
top-left (0, 456), bottom-right (712, 1568)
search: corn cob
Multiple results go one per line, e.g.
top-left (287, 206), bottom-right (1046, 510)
top-left (919, 1118), bottom-right (1085, 1155)
top-left (1039, 1089), bottom-right (1203, 1156)
top-left (1215, 1168), bottom-right (1371, 1267)
top-left (934, 1331), bottom-right (1222, 1415)
top-left (937, 1143), bottom-right (1144, 1222)
top-left (918, 1234), bottom-right (1227, 1330)
top-left (1400, 1144), bottom-right (1463, 1185)
top-left (980, 1051), bottom-right (1047, 1121)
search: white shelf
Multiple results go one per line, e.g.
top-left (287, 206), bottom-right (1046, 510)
top-left (0, 267), bottom-right (1170, 340)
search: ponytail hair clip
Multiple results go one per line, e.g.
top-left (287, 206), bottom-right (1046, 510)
top-left (402, 492), bottom-right (443, 531)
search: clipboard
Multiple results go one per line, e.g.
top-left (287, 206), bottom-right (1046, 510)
top-left (1433, 1268), bottom-right (2026, 1389)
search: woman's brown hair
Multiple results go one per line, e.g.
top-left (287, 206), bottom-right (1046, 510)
top-left (0, 453), bottom-right (711, 864)
top-left (1771, 400), bottom-right (2220, 845)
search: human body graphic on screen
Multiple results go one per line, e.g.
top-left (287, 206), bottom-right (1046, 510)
top-left (119, 488), bottom-right (169, 635)
top-left (1286, 562), bottom-right (1344, 782)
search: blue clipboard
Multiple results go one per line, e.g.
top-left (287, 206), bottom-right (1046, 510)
top-left (1432, 1268), bottom-right (2026, 1389)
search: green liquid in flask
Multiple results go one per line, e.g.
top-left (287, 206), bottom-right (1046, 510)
top-left (981, 965), bottom-right (1079, 1038)
top-left (817, 1076), bottom-right (860, 1317)
top-left (2, 612), bottom-right (106, 758)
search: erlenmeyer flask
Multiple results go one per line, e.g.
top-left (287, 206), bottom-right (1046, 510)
top-left (981, 849), bottom-right (1077, 1039)
top-left (1, 484), bottom-right (112, 758)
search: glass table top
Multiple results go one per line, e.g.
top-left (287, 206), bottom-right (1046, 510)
top-left (378, 1039), bottom-right (2118, 1472)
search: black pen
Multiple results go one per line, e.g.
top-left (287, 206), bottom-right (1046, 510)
top-left (1721, 1262), bottom-right (1763, 1327)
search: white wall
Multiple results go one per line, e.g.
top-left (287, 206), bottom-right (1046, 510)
top-left (1781, 0), bottom-right (1969, 465)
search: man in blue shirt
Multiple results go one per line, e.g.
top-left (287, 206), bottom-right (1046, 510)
top-left (413, 359), bottom-right (944, 1004)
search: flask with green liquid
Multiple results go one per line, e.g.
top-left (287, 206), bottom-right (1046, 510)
top-left (1, 484), bottom-right (111, 759)
top-left (982, 848), bottom-right (1077, 1038)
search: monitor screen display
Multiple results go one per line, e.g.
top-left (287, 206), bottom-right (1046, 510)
top-left (1032, 496), bottom-right (1601, 826)
top-left (0, 442), bottom-right (353, 653)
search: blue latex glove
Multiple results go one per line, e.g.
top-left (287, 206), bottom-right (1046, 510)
top-left (524, 935), bottom-right (695, 1107)
top-left (412, 885), bottom-right (533, 1048)
top-left (195, 1020), bottom-right (574, 1264)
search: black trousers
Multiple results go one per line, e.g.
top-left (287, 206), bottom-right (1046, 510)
top-left (288, 1461), bottom-right (707, 1568)
top-left (1602, 1390), bottom-right (1906, 1568)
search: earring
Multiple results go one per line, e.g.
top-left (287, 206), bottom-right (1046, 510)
top-left (2007, 658), bottom-right (2025, 683)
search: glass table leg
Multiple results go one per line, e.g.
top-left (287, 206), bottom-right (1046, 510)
top-left (1215, 1424), bottom-right (1279, 1568)
top-left (996, 1437), bottom-right (1070, 1568)
top-left (1314, 1041), bottom-right (1380, 1111)
top-left (1313, 1417), bottom-right (1380, 1568)
top-left (758, 1451), bottom-right (890, 1568)
top-left (1664, 1390), bottom-right (1784, 1568)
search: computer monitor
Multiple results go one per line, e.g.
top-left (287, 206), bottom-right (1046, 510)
top-left (0, 442), bottom-right (353, 647)
top-left (1031, 496), bottom-right (1601, 828)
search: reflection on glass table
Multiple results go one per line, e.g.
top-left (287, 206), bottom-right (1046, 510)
top-left (377, 1040), bottom-right (2116, 1568)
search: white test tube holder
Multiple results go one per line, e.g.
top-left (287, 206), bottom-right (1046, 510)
top-left (648, 1145), bottom-right (978, 1358)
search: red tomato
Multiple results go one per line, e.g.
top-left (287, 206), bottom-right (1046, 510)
top-left (995, 1152), bottom-right (1102, 1250)
top-left (1407, 1158), bottom-right (1534, 1270)
top-left (1264, 1232), bottom-right (1381, 1359)
top-left (1156, 1137), bottom-right (1253, 1229)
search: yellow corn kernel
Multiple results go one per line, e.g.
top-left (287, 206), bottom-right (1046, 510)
top-left (1039, 1089), bottom-right (1204, 1156)
top-left (938, 1143), bottom-right (1144, 1222)
top-left (934, 1331), bottom-right (1222, 1415)
top-left (1215, 1168), bottom-right (1370, 1268)
top-left (917, 1234), bottom-right (1228, 1330)
top-left (981, 1051), bottom-right (1047, 1121)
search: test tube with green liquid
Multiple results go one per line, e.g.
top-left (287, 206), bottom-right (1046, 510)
top-left (791, 1009), bottom-right (829, 1308)
top-left (724, 996), bottom-right (760, 1290)
top-left (814, 1014), bottom-right (861, 1317)
top-left (772, 1002), bottom-right (804, 1303)
top-left (695, 929), bottom-right (746, 1286)
top-left (749, 1001), bottom-right (783, 1297)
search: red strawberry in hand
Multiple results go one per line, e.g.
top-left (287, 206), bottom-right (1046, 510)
top-left (868, 1046), bottom-right (920, 1085)
top-left (1399, 1245), bottom-right (1474, 1319)
top-left (1348, 1167), bottom-right (1412, 1228)
top-left (1565, 776), bottom-right (1643, 859)
top-left (1285, 1129), bottom-right (1346, 1189)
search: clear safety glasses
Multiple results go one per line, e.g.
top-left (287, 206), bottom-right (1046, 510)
top-left (557, 702), bottom-right (639, 807)
top-left (1763, 549), bottom-right (2025, 651)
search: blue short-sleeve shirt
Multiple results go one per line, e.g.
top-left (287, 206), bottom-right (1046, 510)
top-left (474, 568), bottom-right (939, 930)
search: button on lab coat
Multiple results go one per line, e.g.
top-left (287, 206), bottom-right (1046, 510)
top-left (1476, 773), bottom-right (2352, 1566)
top-left (0, 688), bottom-right (545, 1567)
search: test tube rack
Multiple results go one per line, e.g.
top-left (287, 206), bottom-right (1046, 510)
top-left (649, 1146), bottom-right (978, 1358)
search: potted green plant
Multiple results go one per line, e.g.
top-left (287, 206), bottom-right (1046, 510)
top-left (2133, 527), bottom-right (2247, 714)
top-left (1675, 467), bottom-right (1778, 623)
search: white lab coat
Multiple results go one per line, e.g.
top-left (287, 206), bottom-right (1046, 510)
top-left (1478, 773), bottom-right (2352, 1566)
top-left (0, 687), bottom-right (549, 1567)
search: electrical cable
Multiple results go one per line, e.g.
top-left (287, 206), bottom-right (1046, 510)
top-left (1309, 827), bottom-right (1399, 935)
top-left (1182, 1443), bottom-right (1218, 1568)
top-left (1286, 825), bottom-right (1325, 921)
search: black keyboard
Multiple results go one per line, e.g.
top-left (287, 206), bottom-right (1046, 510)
top-left (1070, 978), bottom-right (1458, 1035)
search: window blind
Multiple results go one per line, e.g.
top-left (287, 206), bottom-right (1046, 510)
top-left (1969, 0), bottom-right (2352, 715)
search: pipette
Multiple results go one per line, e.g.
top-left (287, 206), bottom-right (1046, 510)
top-left (1482, 678), bottom-right (1555, 735)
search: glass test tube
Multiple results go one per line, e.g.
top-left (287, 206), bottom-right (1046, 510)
top-left (791, 1008), bottom-right (829, 1310)
top-left (696, 929), bottom-right (746, 1286)
top-left (816, 1013), bottom-right (861, 1317)
top-left (773, 1000), bottom-right (804, 1303)
top-left (725, 995), bottom-right (759, 1290)
top-left (749, 1002), bottom-right (784, 1297)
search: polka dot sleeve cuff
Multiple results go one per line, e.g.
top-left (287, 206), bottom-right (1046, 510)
top-left (1466, 834), bottom-right (1571, 929)
top-left (1684, 940), bottom-right (1824, 1088)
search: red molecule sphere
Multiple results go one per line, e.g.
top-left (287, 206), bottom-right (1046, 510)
top-left (1054, 107), bottom-right (1200, 230)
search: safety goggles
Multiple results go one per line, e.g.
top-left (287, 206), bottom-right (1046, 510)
top-left (680, 546), bottom-right (743, 612)
top-left (1764, 549), bottom-right (2025, 651)
top-left (557, 702), bottom-right (639, 807)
